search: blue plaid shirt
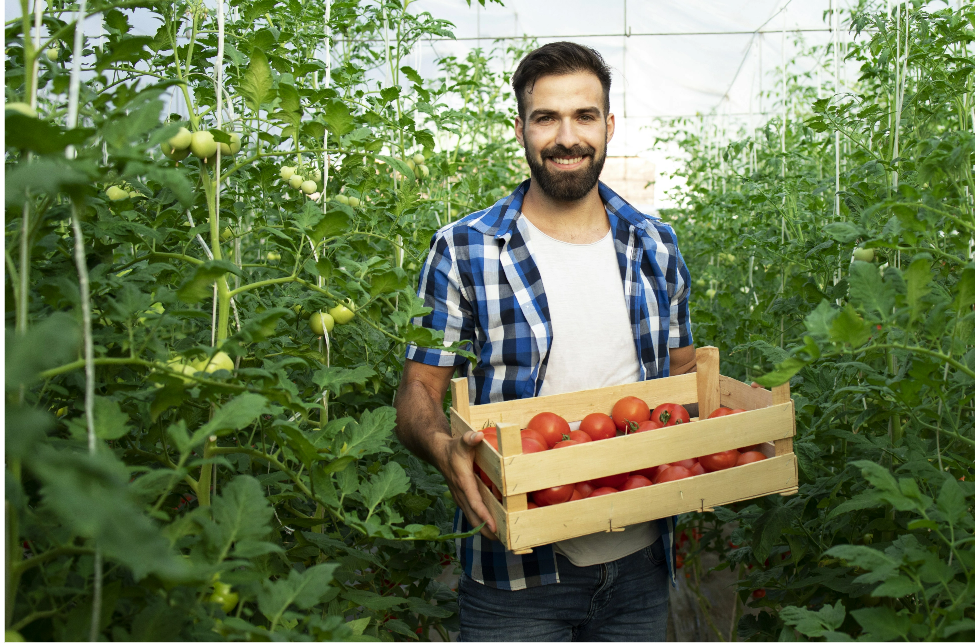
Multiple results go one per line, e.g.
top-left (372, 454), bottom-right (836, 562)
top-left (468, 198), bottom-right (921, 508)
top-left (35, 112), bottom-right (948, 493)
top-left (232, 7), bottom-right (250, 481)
top-left (406, 180), bottom-right (692, 590)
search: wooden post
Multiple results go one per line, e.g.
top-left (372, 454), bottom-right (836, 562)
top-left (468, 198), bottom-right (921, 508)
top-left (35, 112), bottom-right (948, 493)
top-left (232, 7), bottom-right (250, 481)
top-left (695, 346), bottom-right (721, 420)
top-left (450, 377), bottom-right (470, 423)
top-left (772, 381), bottom-right (793, 457)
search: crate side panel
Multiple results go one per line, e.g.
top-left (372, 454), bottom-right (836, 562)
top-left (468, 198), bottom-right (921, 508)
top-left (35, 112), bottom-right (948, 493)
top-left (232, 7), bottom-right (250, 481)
top-left (450, 408), bottom-right (504, 490)
top-left (467, 373), bottom-right (699, 429)
top-left (506, 455), bottom-right (798, 550)
top-left (718, 375), bottom-right (773, 410)
top-left (502, 402), bottom-right (795, 494)
top-left (475, 476), bottom-right (510, 549)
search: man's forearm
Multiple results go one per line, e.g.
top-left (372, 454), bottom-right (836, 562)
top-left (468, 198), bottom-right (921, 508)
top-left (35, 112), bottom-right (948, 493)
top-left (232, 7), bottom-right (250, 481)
top-left (393, 380), bottom-right (452, 470)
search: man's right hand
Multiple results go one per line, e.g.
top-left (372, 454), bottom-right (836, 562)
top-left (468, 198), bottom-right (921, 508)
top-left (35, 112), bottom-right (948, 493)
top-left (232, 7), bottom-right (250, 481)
top-left (432, 430), bottom-right (499, 540)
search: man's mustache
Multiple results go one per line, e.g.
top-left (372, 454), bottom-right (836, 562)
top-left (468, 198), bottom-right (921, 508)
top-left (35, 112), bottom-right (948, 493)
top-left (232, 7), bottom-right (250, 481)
top-left (540, 144), bottom-right (596, 160)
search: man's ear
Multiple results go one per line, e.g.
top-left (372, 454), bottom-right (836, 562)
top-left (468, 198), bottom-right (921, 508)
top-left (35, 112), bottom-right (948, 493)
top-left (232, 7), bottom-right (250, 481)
top-left (514, 116), bottom-right (525, 148)
top-left (606, 112), bottom-right (615, 145)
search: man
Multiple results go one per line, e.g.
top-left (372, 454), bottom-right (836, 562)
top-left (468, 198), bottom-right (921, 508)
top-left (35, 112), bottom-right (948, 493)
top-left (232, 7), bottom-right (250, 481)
top-left (394, 42), bottom-right (695, 641)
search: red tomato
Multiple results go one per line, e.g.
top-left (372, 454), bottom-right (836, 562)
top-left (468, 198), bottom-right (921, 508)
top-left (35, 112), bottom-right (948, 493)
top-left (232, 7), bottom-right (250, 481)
top-left (689, 462), bottom-right (706, 476)
top-left (527, 412), bottom-right (571, 448)
top-left (588, 487), bottom-right (618, 497)
top-left (533, 483), bottom-right (575, 506)
top-left (569, 489), bottom-right (584, 501)
top-left (669, 458), bottom-right (697, 469)
top-left (569, 430), bottom-right (592, 443)
top-left (591, 472), bottom-right (629, 489)
top-left (552, 439), bottom-right (582, 449)
top-left (675, 553), bottom-right (684, 568)
top-left (477, 467), bottom-right (492, 488)
top-left (612, 396), bottom-right (651, 430)
top-left (651, 403), bottom-right (690, 426)
top-left (752, 589), bottom-right (766, 599)
top-left (633, 465), bottom-right (659, 479)
top-left (527, 501), bottom-right (539, 509)
top-left (620, 475), bottom-right (652, 490)
top-left (576, 481), bottom-right (595, 498)
top-left (521, 428), bottom-right (549, 450)
top-left (521, 436), bottom-right (547, 454)
top-left (481, 425), bottom-right (498, 435)
top-left (635, 420), bottom-right (664, 432)
top-left (707, 407), bottom-right (745, 419)
top-left (699, 449), bottom-right (740, 472)
top-left (482, 433), bottom-right (499, 451)
top-left (737, 451), bottom-right (768, 465)
top-left (489, 482), bottom-right (502, 501)
top-left (654, 465), bottom-right (691, 484)
top-left (579, 413), bottom-right (616, 441)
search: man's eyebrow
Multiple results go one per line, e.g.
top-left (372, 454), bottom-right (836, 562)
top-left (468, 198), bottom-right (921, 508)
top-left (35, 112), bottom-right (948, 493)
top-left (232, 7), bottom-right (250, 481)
top-left (528, 106), bottom-right (603, 119)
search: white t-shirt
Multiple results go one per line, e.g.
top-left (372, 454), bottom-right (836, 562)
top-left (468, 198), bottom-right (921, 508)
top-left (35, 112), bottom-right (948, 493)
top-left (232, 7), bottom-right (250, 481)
top-left (523, 216), bottom-right (659, 567)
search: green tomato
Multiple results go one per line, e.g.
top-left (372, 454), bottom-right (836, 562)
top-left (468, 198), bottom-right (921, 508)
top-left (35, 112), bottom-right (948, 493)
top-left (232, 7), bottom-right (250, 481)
top-left (406, 159), bottom-right (416, 171)
top-left (310, 169), bottom-right (322, 182)
top-left (705, 288), bottom-right (717, 299)
top-left (335, 194), bottom-right (350, 205)
top-left (46, 47), bottom-right (59, 61)
top-left (207, 581), bottom-right (239, 614)
top-left (329, 304), bottom-right (355, 325)
top-left (221, 227), bottom-right (234, 241)
top-left (106, 186), bottom-right (129, 201)
top-left (413, 153), bottom-right (425, 165)
top-left (218, 132), bottom-right (241, 156)
top-left (280, 166), bottom-right (296, 180)
top-left (168, 126), bottom-right (192, 151)
top-left (196, 351), bottom-right (234, 374)
top-left (162, 142), bottom-right (191, 161)
top-left (852, 247), bottom-right (875, 262)
top-left (5, 102), bottom-right (37, 118)
top-left (267, 251), bottom-right (281, 262)
top-left (301, 180), bottom-right (317, 195)
top-left (309, 311), bottom-right (335, 335)
top-left (190, 130), bottom-right (217, 158)
top-left (289, 174), bottom-right (304, 189)
top-left (348, 196), bottom-right (361, 208)
top-left (419, 164), bottom-right (430, 178)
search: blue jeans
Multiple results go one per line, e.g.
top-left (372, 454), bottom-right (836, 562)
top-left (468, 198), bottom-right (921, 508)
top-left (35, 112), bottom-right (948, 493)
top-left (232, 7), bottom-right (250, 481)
top-left (458, 538), bottom-right (669, 641)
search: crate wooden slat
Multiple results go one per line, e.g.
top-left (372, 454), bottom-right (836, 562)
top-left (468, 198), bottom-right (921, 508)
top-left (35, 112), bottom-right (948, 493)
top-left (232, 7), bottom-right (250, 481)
top-left (449, 346), bottom-right (798, 554)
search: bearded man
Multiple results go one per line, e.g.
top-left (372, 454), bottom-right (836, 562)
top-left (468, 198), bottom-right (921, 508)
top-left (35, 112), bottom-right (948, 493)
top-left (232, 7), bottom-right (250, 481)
top-left (394, 42), bottom-right (695, 641)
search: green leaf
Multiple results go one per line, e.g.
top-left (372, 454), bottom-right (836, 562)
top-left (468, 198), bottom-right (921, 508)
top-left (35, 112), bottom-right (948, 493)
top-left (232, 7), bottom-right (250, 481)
top-left (347, 617), bottom-right (371, 636)
top-left (310, 210), bottom-right (351, 243)
top-left (4, 114), bottom-right (92, 154)
top-left (369, 268), bottom-right (407, 296)
top-left (750, 504), bottom-right (796, 563)
top-left (199, 476), bottom-right (275, 564)
top-left (903, 254), bottom-right (933, 323)
top-left (377, 154), bottom-right (416, 182)
top-left (954, 265), bottom-right (975, 312)
top-left (829, 305), bottom-right (871, 348)
top-left (94, 396), bottom-right (130, 440)
top-left (5, 313), bottom-right (80, 389)
top-left (341, 589), bottom-right (407, 610)
top-left (871, 574), bottom-right (917, 598)
top-left (5, 405), bottom-right (54, 460)
top-left (804, 300), bottom-right (839, 338)
top-left (4, 158), bottom-right (92, 207)
top-left (322, 99), bottom-right (354, 136)
top-left (274, 423), bottom-right (320, 468)
top-left (193, 393), bottom-right (268, 445)
top-left (823, 222), bottom-right (865, 243)
top-left (176, 260), bottom-right (245, 303)
top-left (240, 49), bottom-right (273, 111)
top-left (936, 476), bottom-right (967, 525)
top-left (384, 618), bottom-right (419, 640)
top-left (401, 66), bottom-right (423, 84)
top-left (780, 602), bottom-right (846, 637)
top-left (850, 607), bottom-right (912, 640)
top-left (847, 261), bottom-right (894, 320)
top-left (258, 565), bottom-right (339, 619)
top-left (343, 407), bottom-right (397, 458)
top-left (360, 462), bottom-right (411, 515)
top-left (312, 365), bottom-right (377, 395)
top-left (944, 619), bottom-right (975, 637)
top-left (755, 356), bottom-right (805, 388)
top-left (825, 544), bottom-right (900, 583)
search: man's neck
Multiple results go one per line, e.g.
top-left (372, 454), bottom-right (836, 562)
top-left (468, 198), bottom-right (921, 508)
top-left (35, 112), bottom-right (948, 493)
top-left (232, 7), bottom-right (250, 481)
top-left (521, 179), bottom-right (609, 244)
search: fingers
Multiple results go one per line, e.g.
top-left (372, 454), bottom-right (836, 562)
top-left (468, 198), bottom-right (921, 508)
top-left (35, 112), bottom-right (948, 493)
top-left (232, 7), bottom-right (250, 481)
top-left (750, 381), bottom-right (765, 389)
top-left (462, 430), bottom-right (483, 447)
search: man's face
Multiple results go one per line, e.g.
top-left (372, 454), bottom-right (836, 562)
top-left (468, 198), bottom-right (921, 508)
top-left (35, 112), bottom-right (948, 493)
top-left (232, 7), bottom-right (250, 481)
top-left (515, 71), bottom-right (614, 202)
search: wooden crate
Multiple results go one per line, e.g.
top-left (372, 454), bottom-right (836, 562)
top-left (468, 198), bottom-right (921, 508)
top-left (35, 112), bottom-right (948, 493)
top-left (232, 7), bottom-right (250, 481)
top-left (448, 346), bottom-right (798, 554)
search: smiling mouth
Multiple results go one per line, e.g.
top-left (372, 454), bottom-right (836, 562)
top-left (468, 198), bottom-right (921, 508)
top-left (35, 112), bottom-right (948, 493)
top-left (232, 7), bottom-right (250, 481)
top-left (549, 156), bottom-right (587, 166)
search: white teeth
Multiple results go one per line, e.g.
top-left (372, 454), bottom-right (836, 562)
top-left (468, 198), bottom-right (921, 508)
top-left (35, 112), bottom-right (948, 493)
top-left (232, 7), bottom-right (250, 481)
top-left (552, 157), bottom-right (582, 165)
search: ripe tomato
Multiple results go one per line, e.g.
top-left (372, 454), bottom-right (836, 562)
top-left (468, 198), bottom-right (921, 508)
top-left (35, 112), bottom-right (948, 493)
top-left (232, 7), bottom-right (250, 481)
top-left (533, 483), bottom-right (575, 506)
top-left (737, 451), bottom-right (767, 465)
top-left (481, 425), bottom-right (498, 436)
top-left (527, 501), bottom-right (539, 509)
top-left (591, 472), bottom-right (629, 489)
top-left (707, 407), bottom-right (745, 419)
top-left (527, 412), bottom-right (571, 448)
top-left (654, 465), bottom-right (691, 484)
top-left (576, 481), bottom-right (595, 498)
top-left (620, 475), bottom-right (652, 490)
top-left (588, 487), bottom-right (618, 497)
top-left (481, 433), bottom-right (499, 451)
top-left (688, 462), bottom-right (706, 476)
top-left (699, 449), bottom-right (740, 472)
top-left (569, 430), bottom-right (592, 443)
top-left (651, 403), bottom-right (690, 426)
top-left (675, 553), bottom-right (684, 568)
top-left (612, 396), bottom-right (651, 430)
top-left (521, 428), bottom-right (549, 449)
top-left (476, 466), bottom-right (492, 489)
top-left (570, 489), bottom-right (584, 501)
top-left (552, 439), bottom-right (582, 449)
top-left (669, 458), bottom-right (697, 469)
top-left (633, 465), bottom-right (659, 479)
top-left (634, 419), bottom-right (663, 432)
top-left (522, 436), bottom-right (547, 454)
top-left (752, 589), bottom-right (766, 599)
top-left (489, 482), bottom-right (502, 501)
top-left (579, 413), bottom-right (616, 441)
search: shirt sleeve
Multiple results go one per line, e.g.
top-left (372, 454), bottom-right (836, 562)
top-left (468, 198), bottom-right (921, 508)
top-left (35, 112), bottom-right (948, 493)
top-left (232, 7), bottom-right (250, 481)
top-left (668, 243), bottom-right (693, 349)
top-left (405, 231), bottom-right (476, 368)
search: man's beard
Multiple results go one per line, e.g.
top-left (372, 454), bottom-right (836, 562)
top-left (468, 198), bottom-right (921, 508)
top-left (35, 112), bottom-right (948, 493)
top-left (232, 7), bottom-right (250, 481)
top-left (525, 140), bottom-right (606, 201)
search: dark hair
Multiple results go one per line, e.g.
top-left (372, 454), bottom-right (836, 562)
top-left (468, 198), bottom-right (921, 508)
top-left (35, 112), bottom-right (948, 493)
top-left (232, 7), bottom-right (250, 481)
top-left (511, 42), bottom-right (612, 120)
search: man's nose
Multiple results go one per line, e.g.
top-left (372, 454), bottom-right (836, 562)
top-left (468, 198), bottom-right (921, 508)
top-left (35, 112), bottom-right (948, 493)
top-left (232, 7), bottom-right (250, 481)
top-left (554, 117), bottom-right (582, 150)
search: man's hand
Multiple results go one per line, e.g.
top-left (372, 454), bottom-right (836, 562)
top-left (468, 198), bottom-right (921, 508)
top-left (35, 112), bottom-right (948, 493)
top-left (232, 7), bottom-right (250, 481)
top-left (394, 360), bottom-right (498, 540)
top-left (431, 430), bottom-right (499, 540)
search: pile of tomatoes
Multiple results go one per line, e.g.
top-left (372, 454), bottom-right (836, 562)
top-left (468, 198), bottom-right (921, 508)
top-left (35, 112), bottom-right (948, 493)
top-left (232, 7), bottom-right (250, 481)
top-left (473, 397), bottom-right (770, 508)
